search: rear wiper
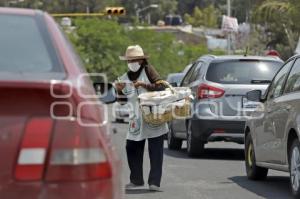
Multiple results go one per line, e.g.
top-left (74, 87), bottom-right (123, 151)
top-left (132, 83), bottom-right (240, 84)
top-left (251, 80), bottom-right (271, 84)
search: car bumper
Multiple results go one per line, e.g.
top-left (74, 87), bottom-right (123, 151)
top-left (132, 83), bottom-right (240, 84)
top-left (191, 119), bottom-right (245, 143)
top-left (0, 178), bottom-right (121, 199)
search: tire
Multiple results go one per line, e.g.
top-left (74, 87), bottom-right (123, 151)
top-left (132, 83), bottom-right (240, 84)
top-left (116, 118), bottom-right (124, 123)
top-left (186, 120), bottom-right (205, 157)
top-left (167, 124), bottom-right (182, 150)
top-left (289, 139), bottom-right (300, 198)
top-left (245, 133), bottom-right (268, 180)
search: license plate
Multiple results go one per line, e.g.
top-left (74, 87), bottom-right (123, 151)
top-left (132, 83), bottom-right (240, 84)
top-left (242, 97), bottom-right (259, 109)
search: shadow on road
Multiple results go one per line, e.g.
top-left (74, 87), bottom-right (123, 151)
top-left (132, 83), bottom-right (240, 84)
top-left (164, 147), bottom-right (244, 161)
top-left (111, 121), bottom-right (129, 124)
top-left (230, 176), bottom-right (293, 199)
top-left (125, 189), bottom-right (160, 195)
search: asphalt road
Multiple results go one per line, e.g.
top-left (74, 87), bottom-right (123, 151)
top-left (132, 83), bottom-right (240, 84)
top-left (108, 109), bottom-right (292, 199)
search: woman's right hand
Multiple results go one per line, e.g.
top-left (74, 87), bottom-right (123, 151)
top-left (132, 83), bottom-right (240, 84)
top-left (115, 82), bottom-right (126, 92)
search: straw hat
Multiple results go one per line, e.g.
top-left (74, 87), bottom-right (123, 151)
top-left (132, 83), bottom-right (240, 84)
top-left (119, 45), bottom-right (149, 61)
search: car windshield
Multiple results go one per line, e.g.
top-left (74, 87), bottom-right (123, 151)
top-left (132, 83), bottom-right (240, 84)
top-left (206, 60), bottom-right (282, 84)
top-left (0, 14), bottom-right (64, 80)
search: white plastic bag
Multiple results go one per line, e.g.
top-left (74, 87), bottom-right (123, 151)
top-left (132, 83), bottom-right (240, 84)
top-left (138, 88), bottom-right (175, 105)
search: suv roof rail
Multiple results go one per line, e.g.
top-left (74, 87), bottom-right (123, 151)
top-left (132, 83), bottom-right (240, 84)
top-left (198, 54), bottom-right (216, 60)
top-left (205, 54), bottom-right (217, 58)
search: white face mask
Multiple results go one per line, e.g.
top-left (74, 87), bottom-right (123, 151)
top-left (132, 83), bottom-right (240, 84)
top-left (128, 62), bottom-right (141, 72)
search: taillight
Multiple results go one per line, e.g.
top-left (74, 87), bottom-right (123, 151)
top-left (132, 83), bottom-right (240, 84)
top-left (198, 84), bottom-right (225, 99)
top-left (15, 118), bottom-right (112, 182)
top-left (45, 119), bottom-right (112, 182)
top-left (15, 118), bottom-right (53, 181)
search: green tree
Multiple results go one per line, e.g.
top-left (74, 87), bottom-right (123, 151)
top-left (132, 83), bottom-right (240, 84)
top-left (254, 0), bottom-right (300, 58)
top-left (68, 18), bottom-right (223, 80)
top-left (121, 0), bottom-right (177, 24)
top-left (69, 18), bottom-right (131, 80)
top-left (152, 0), bottom-right (178, 23)
top-left (177, 0), bottom-right (222, 16)
top-left (184, 5), bottom-right (221, 28)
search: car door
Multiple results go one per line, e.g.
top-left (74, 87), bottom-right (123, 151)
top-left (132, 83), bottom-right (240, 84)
top-left (171, 62), bottom-right (202, 134)
top-left (256, 60), bottom-right (293, 163)
top-left (276, 58), bottom-right (300, 164)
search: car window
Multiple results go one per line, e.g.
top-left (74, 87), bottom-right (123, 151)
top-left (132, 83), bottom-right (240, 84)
top-left (0, 14), bottom-right (65, 80)
top-left (189, 62), bottom-right (203, 83)
top-left (183, 64), bottom-right (192, 74)
top-left (167, 74), bottom-right (182, 83)
top-left (206, 60), bottom-right (282, 84)
top-left (181, 62), bottom-right (197, 86)
top-left (267, 60), bottom-right (293, 99)
top-left (284, 59), bottom-right (300, 94)
top-left (173, 75), bottom-right (184, 84)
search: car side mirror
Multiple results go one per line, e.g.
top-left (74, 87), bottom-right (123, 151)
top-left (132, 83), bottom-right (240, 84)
top-left (94, 82), bottom-right (117, 104)
top-left (246, 90), bottom-right (262, 102)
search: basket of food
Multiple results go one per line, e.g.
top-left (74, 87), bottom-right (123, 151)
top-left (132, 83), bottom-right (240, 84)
top-left (172, 98), bottom-right (191, 119)
top-left (138, 80), bottom-right (192, 125)
top-left (141, 105), bottom-right (173, 125)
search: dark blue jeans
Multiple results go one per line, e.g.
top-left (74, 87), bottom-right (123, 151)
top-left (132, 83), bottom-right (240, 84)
top-left (126, 135), bottom-right (164, 187)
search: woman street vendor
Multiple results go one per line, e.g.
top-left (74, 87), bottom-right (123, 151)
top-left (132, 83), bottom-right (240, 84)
top-left (115, 45), bottom-right (168, 191)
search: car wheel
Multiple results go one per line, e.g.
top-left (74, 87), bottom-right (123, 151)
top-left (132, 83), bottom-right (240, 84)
top-left (167, 124), bottom-right (182, 150)
top-left (245, 133), bottom-right (268, 180)
top-left (186, 120), bottom-right (205, 157)
top-left (116, 118), bottom-right (124, 123)
top-left (289, 139), bottom-right (300, 198)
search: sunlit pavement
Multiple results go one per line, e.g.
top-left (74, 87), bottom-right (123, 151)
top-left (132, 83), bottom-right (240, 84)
top-left (108, 105), bottom-right (292, 199)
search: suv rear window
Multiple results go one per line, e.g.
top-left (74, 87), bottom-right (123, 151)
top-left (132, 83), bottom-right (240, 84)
top-left (206, 60), bottom-right (282, 84)
top-left (0, 14), bottom-right (64, 79)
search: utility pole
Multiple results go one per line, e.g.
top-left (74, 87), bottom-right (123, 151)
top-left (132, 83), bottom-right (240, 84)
top-left (227, 0), bottom-right (231, 54)
top-left (147, 13), bottom-right (152, 25)
top-left (136, 4), bottom-right (158, 24)
top-left (227, 0), bottom-right (231, 17)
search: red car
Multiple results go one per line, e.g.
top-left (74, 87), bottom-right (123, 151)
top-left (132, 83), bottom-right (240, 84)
top-left (0, 7), bottom-right (121, 199)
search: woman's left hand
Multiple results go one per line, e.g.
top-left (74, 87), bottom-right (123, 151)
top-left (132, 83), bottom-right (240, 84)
top-left (134, 81), bottom-right (146, 88)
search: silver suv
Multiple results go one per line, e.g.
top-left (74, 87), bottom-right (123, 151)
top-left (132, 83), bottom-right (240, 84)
top-left (244, 54), bottom-right (300, 197)
top-left (168, 55), bottom-right (283, 157)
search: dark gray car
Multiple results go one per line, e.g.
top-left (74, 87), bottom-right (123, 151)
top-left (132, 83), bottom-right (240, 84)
top-left (168, 55), bottom-right (283, 157)
top-left (244, 54), bottom-right (300, 198)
